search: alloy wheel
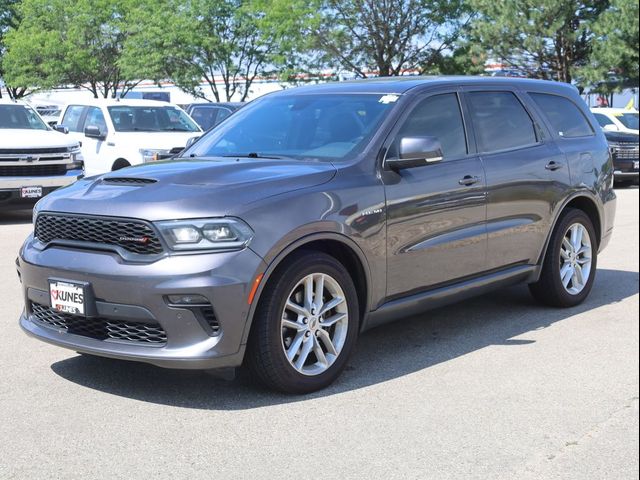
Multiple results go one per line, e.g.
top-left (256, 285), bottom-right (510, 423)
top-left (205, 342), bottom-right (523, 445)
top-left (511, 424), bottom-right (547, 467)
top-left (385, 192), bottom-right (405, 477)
top-left (280, 273), bottom-right (349, 376)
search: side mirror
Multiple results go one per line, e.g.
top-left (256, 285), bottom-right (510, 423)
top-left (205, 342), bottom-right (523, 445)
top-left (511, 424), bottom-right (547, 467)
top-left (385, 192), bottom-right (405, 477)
top-left (54, 124), bottom-right (69, 134)
top-left (84, 125), bottom-right (106, 140)
top-left (386, 136), bottom-right (444, 170)
top-left (603, 124), bottom-right (619, 132)
top-left (185, 135), bottom-right (201, 149)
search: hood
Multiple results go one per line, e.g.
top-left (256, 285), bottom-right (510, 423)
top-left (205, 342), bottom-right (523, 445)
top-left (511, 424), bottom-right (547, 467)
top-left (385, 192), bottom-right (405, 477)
top-left (604, 130), bottom-right (639, 143)
top-left (36, 157), bottom-right (337, 221)
top-left (0, 129), bottom-right (79, 150)
top-left (110, 131), bottom-right (200, 150)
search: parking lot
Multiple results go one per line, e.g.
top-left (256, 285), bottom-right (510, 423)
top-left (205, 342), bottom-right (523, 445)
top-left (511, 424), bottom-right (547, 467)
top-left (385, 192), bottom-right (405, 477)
top-left (0, 187), bottom-right (637, 479)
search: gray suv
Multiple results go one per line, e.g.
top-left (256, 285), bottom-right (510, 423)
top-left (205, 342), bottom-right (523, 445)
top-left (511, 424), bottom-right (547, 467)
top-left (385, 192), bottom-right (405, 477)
top-left (18, 77), bottom-right (617, 393)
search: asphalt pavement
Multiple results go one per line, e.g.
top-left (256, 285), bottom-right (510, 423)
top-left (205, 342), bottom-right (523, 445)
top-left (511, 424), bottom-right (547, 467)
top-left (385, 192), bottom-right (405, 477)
top-left (1, 188), bottom-right (638, 480)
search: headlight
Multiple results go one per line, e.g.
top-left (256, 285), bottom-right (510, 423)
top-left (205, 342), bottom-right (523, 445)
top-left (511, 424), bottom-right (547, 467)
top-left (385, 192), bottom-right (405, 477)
top-left (140, 148), bottom-right (170, 163)
top-left (67, 145), bottom-right (84, 171)
top-left (155, 218), bottom-right (253, 251)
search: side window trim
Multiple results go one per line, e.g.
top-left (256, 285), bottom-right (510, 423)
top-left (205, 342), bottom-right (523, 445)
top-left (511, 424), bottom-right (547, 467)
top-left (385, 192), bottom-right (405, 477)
top-left (382, 89), bottom-right (472, 165)
top-left (459, 89), bottom-right (543, 156)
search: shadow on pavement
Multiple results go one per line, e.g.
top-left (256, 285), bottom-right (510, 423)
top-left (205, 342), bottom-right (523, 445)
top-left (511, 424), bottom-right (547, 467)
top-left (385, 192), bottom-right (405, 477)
top-left (0, 209), bottom-right (33, 226)
top-left (51, 268), bottom-right (639, 410)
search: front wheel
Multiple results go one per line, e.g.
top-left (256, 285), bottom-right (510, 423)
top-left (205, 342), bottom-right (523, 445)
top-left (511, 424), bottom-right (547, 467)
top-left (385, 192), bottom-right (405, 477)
top-left (529, 209), bottom-right (598, 307)
top-left (246, 251), bottom-right (359, 393)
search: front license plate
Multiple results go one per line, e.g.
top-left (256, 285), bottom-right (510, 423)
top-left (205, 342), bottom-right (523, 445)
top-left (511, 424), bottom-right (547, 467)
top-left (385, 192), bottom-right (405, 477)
top-left (21, 186), bottom-right (43, 198)
top-left (49, 280), bottom-right (86, 315)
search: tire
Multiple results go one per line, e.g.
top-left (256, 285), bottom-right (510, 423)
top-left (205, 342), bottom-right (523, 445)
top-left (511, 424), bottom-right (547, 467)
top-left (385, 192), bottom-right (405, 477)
top-left (112, 159), bottom-right (131, 171)
top-left (529, 208), bottom-right (598, 308)
top-left (246, 251), bottom-right (359, 394)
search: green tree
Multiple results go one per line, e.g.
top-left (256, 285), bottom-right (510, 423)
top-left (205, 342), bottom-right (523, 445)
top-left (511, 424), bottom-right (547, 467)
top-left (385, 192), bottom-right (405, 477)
top-left (122, 0), bottom-right (314, 102)
top-left (467, 0), bottom-right (608, 83)
top-left (311, 0), bottom-right (469, 78)
top-left (581, 0), bottom-right (639, 91)
top-left (0, 0), bottom-right (24, 98)
top-left (3, 0), bottom-right (143, 98)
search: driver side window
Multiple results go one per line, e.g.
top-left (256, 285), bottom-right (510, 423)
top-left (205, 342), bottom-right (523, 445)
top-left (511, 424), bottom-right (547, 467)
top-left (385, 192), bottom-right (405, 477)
top-left (396, 93), bottom-right (468, 159)
top-left (84, 107), bottom-right (107, 134)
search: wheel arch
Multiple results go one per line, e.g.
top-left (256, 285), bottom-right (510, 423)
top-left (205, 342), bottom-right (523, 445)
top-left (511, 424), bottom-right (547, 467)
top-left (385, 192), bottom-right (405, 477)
top-left (241, 233), bottom-right (373, 345)
top-left (112, 158), bottom-right (131, 171)
top-left (536, 192), bottom-right (603, 273)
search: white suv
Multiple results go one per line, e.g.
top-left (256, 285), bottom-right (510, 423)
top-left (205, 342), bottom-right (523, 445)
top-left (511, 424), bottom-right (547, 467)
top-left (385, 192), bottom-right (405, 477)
top-left (56, 99), bottom-right (202, 176)
top-left (0, 99), bottom-right (83, 206)
top-left (591, 107), bottom-right (639, 135)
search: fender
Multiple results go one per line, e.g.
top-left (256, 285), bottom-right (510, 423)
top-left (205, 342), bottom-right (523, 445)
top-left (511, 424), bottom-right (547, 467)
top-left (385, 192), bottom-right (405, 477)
top-left (531, 189), bottom-right (603, 283)
top-left (240, 231), bottom-right (375, 345)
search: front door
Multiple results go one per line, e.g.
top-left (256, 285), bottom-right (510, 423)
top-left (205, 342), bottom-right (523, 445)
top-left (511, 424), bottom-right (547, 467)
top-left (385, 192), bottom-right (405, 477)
top-left (383, 92), bottom-right (488, 299)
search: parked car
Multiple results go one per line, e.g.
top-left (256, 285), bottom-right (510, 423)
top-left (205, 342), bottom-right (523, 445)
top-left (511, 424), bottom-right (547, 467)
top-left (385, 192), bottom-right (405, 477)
top-left (604, 130), bottom-right (639, 186)
top-left (0, 99), bottom-right (84, 207)
top-left (591, 107), bottom-right (639, 135)
top-left (33, 103), bottom-right (63, 127)
top-left (19, 77), bottom-right (616, 393)
top-left (55, 99), bottom-right (202, 176)
top-left (182, 102), bottom-right (243, 131)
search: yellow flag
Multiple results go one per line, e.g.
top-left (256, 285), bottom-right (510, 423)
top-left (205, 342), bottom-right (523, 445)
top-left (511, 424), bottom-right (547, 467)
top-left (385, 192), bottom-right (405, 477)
top-left (625, 98), bottom-right (635, 110)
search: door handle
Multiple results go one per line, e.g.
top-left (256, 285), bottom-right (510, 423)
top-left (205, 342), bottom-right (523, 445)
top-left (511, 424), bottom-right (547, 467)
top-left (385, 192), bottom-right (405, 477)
top-left (458, 175), bottom-right (480, 186)
top-left (545, 161), bottom-right (564, 171)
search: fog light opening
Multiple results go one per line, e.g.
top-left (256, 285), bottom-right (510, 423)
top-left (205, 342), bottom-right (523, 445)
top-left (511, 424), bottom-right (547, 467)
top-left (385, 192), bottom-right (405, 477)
top-left (166, 294), bottom-right (210, 306)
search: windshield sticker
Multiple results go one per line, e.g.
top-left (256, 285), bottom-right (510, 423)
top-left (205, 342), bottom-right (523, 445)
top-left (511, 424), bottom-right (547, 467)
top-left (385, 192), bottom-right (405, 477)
top-left (379, 94), bottom-right (400, 104)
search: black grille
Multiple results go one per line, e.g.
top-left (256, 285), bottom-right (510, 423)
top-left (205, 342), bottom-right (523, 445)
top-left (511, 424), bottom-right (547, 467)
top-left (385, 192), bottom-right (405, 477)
top-left (0, 164), bottom-right (67, 176)
top-left (0, 147), bottom-right (70, 155)
top-left (201, 306), bottom-right (220, 335)
top-left (31, 302), bottom-right (167, 345)
top-left (102, 177), bottom-right (157, 185)
top-left (612, 144), bottom-right (639, 160)
top-left (35, 214), bottom-right (164, 255)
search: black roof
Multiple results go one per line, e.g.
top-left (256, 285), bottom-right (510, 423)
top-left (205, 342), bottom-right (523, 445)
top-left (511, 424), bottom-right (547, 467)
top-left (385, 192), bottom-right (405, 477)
top-left (272, 76), bottom-right (579, 96)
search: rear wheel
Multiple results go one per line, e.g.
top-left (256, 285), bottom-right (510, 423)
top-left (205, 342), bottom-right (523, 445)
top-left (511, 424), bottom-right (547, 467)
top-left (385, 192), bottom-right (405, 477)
top-left (246, 251), bottom-right (359, 393)
top-left (529, 209), bottom-right (597, 307)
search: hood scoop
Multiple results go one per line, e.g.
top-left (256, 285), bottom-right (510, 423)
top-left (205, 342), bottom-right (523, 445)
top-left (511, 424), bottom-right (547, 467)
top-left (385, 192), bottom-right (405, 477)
top-left (102, 177), bottom-right (157, 186)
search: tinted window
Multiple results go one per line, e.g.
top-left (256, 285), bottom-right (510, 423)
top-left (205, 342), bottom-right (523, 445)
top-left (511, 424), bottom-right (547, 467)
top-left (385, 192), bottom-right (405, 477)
top-left (184, 94), bottom-right (396, 161)
top-left (62, 105), bottom-right (86, 132)
top-left (618, 113), bottom-right (639, 130)
top-left (593, 113), bottom-right (615, 127)
top-left (530, 93), bottom-right (593, 138)
top-left (107, 106), bottom-right (200, 132)
top-left (0, 105), bottom-right (48, 130)
top-left (467, 92), bottom-right (537, 152)
top-left (84, 107), bottom-right (108, 133)
top-left (397, 93), bottom-right (467, 158)
top-left (190, 106), bottom-right (229, 130)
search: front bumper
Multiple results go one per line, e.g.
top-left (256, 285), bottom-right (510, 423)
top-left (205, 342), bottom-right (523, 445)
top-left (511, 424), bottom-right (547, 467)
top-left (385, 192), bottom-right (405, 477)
top-left (613, 158), bottom-right (639, 181)
top-left (0, 170), bottom-right (83, 204)
top-left (18, 239), bottom-right (266, 369)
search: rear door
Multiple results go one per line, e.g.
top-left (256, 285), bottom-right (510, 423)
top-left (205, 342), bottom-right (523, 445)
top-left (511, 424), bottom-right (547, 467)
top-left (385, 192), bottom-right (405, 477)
top-left (383, 91), bottom-right (487, 298)
top-left (461, 89), bottom-right (571, 270)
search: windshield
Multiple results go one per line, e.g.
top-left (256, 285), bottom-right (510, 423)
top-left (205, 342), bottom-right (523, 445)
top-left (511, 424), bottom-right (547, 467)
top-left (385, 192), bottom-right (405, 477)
top-left (618, 113), bottom-right (639, 130)
top-left (0, 105), bottom-right (48, 130)
top-left (182, 93), bottom-right (399, 161)
top-left (107, 106), bottom-right (200, 132)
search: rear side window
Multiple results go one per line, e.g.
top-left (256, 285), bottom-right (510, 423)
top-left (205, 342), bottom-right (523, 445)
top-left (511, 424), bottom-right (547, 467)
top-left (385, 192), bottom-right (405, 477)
top-left (529, 93), bottom-right (594, 138)
top-left (61, 105), bottom-right (86, 132)
top-left (466, 92), bottom-right (538, 153)
top-left (397, 93), bottom-right (467, 159)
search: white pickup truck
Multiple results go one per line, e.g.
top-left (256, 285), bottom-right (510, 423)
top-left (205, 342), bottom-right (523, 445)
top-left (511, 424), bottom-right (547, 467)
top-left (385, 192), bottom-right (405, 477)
top-left (55, 99), bottom-right (202, 176)
top-left (0, 99), bottom-right (84, 207)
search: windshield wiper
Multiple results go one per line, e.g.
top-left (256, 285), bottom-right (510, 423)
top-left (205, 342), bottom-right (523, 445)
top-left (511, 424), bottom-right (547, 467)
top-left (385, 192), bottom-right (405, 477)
top-left (221, 152), bottom-right (282, 159)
